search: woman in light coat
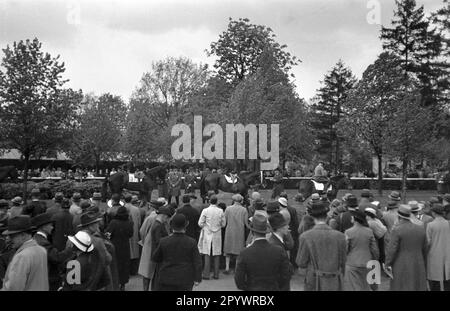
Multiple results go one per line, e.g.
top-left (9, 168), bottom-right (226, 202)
top-left (198, 196), bottom-right (226, 279)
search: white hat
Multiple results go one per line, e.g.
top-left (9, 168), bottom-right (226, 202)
top-left (68, 231), bottom-right (94, 253)
top-left (365, 207), bottom-right (377, 217)
top-left (107, 199), bottom-right (125, 208)
top-left (278, 197), bottom-right (288, 207)
top-left (157, 197), bottom-right (168, 206)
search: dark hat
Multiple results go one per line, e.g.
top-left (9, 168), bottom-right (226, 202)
top-left (431, 203), bottom-right (445, 215)
top-left (350, 209), bottom-right (368, 224)
top-left (279, 192), bottom-right (288, 199)
top-left (92, 192), bottom-right (102, 200)
top-left (309, 201), bottom-right (329, 217)
top-left (346, 195), bottom-right (358, 208)
top-left (443, 194), bottom-right (450, 203)
top-left (182, 193), bottom-right (196, 202)
top-left (2, 216), bottom-right (34, 235)
top-left (72, 192), bottom-right (81, 202)
top-left (387, 200), bottom-right (399, 209)
top-left (361, 189), bottom-right (372, 198)
top-left (54, 192), bottom-right (64, 202)
top-left (77, 212), bottom-right (103, 228)
top-left (157, 206), bottom-right (174, 217)
top-left (0, 199), bottom-right (9, 208)
top-left (131, 195), bottom-right (139, 204)
top-left (61, 198), bottom-right (71, 209)
top-left (150, 200), bottom-right (164, 209)
top-left (254, 200), bottom-right (266, 211)
top-left (269, 213), bottom-right (288, 231)
top-left (124, 193), bottom-right (132, 201)
top-left (388, 191), bottom-right (401, 201)
top-left (11, 197), bottom-right (23, 205)
top-left (170, 213), bottom-right (188, 231)
top-left (31, 188), bottom-right (40, 195)
top-left (249, 213), bottom-right (270, 234)
top-left (80, 200), bottom-right (91, 211)
top-left (266, 201), bottom-right (280, 213)
top-left (398, 204), bottom-right (412, 219)
top-left (31, 212), bottom-right (54, 228)
top-left (111, 193), bottom-right (121, 202)
top-left (115, 206), bottom-right (129, 219)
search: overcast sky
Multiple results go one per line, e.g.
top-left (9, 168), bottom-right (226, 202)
top-left (0, 0), bottom-right (444, 102)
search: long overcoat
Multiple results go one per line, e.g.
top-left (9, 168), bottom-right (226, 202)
top-left (125, 203), bottom-right (141, 260)
top-left (426, 216), bottom-right (450, 281)
top-left (138, 219), bottom-right (168, 279)
top-left (198, 205), bottom-right (226, 256)
top-left (223, 203), bottom-right (248, 255)
top-left (385, 220), bottom-right (427, 291)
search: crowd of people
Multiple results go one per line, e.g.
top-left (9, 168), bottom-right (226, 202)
top-left (1, 180), bottom-right (450, 291)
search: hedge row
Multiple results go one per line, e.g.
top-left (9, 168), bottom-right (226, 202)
top-left (0, 180), bottom-right (109, 200)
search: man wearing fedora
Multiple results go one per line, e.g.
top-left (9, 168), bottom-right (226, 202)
top-left (176, 194), bottom-right (201, 241)
top-left (268, 213), bottom-right (294, 290)
top-left (152, 214), bottom-right (202, 291)
top-left (2, 215), bottom-right (49, 290)
top-left (9, 197), bottom-right (24, 218)
top-left (69, 192), bottom-right (82, 216)
top-left (279, 193), bottom-right (300, 268)
top-left (330, 195), bottom-right (359, 233)
top-left (198, 195), bottom-right (226, 280)
top-left (385, 204), bottom-right (427, 291)
top-left (32, 212), bottom-right (74, 291)
top-left (46, 192), bottom-right (64, 215)
top-left (123, 194), bottom-right (141, 276)
top-left (51, 198), bottom-right (74, 251)
top-left (234, 213), bottom-right (291, 291)
top-left (138, 205), bottom-right (173, 291)
top-left (23, 188), bottom-right (47, 218)
top-left (426, 203), bottom-right (450, 291)
top-left (73, 200), bottom-right (94, 230)
top-left (297, 201), bottom-right (347, 291)
top-left (223, 194), bottom-right (248, 275)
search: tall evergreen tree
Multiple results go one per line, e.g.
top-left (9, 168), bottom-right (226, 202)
top-left (311, 60), bottom-right (356, 173)
top-left (380, 0), bottom-right (446, 107)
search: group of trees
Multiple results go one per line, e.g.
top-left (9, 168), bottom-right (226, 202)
top-left (0, 1), bottom-right (449, 199)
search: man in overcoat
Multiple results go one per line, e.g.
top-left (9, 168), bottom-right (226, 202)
top-left (296, 201), bottom-right (347, 291)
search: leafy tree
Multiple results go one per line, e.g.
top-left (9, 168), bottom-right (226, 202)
top-left (311, 60), bottom-right (356, 173)
top-left (65, 93), bottom-right (127, 173)
top-left (0, 38), bottom-right (82, 198)
top-left (380, 0), bottom-right (447, 108)
top-left (338, 53), bottom-right (404, 194)
top-left (207, 17), bottom-right (299, 83)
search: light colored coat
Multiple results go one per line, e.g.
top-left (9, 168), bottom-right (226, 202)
top-left (2, 239), bottom-right (48, 291)
top-left (198, 204), bottom-right (226, 256)
top-left (125, 203), bottom-right (141, 259)
top-left (426, 216), bottom-right (450, 281)
top-left (137, 212), bottom-right (157, 278)
top-left (223, 203), bottom-right (248, 255)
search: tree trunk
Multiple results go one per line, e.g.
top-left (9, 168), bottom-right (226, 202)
top-left (22, 154), bottom-right (30, 204)
top-left (377, 153), bottom-right (383, 196)
top-left (402, 156), bottom-right (408, 203)
top-left (95, 156), bottom-right (100, 175)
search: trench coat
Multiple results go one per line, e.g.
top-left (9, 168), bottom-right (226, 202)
top-left (125, 203), bottom-right (141, 260)
top-left (296, 224), bottom-right (347, 291)
top-left (198, 204), bottom-right (226, 256)
top-left (138, 219), bottom-right (168, 279)
top-left (2, 239), bottom-right (49, 291)
top-left (426, 216), bottom-right (450, 281)
top-left (385, 220), bottom-right (427, 291)
top-left (223, 203), bottom-right (248, 255)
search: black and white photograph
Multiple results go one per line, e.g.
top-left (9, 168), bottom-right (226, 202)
top-left (0, 0), bottom-right (449, 296)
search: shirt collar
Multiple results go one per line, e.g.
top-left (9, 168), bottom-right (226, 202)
top-left (273, 232), bottom-right (284, 244)
top-left (36, 231), bottom-right (47, 239)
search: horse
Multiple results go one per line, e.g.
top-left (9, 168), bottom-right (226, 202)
top-left (0, 166), bottom-right (19, 183)
top-left (297, 174), bottom-right (351, 202)
top-left (200, 170), bottom-right (261, 205)
top-left (106, 164), bottom-right (167, 203)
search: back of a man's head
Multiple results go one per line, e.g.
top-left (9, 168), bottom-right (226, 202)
top-left (210, 196), bottom-right (218, 205)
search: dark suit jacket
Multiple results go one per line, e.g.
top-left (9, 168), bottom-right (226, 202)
top-left (23, 200), bottom-right (47, 217)
top-left (176, 204), bottom-right (200, 241)
top-left (52, 209), bottom-right (74, 251)
top-left (235, 239), bottom-right (291, 291)
top-left (267, 233), bottom-right (293, 290)
top-left (152, 232), bottom-right (202, 290)
top-left (33, 233), bottom-right (74, 290)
